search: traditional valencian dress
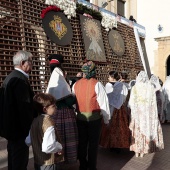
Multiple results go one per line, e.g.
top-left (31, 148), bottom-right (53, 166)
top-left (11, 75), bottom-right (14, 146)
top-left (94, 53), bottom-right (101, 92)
top-left (150, 74), bottom-right (165, 123)
top-left (100, 81), bottom-right (130, 148)
top-left (73, 61), bottom-right (110, 170)
top-left (162, 76), bottom-right (170, 121)
top-left (46, 67), bottom-right (78, 163)
top-left (128, 71), bottom-right (164, 155)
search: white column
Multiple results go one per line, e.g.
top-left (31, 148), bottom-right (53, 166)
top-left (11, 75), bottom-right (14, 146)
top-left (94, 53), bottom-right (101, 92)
top-left (125, 0), bottom-right (130, 18)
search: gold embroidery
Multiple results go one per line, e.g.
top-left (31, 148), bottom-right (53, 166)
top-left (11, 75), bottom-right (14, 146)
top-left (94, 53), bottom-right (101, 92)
top-left (112, 33), bottom-right (123, 53)
top-left (49, 15), bottom-right (67, 40)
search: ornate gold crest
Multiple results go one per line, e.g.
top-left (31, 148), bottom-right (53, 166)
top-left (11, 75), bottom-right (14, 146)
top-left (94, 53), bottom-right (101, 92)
top-left (49, 15), bottom-right (67, 40)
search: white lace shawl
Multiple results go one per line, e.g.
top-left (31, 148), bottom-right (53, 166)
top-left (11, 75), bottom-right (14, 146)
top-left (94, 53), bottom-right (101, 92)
top-left (150, 74), bottom-right (161, 92)
top-left (150, 74), bottom-right (165, 121)
top-left (46, 67), bottom-right (72, 100)
top-left (105, 81), bottom-right (128, 110)
top-left (129, 71), bottom-right (159, 141)
top-left (162, 76), bottom-right (170, 109)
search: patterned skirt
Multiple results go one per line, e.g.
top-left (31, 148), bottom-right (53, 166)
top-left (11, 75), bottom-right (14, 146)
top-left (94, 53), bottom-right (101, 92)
top-left (129, 118), bottom-right (164, 154)
top-left (100, 105), bottom-right (130, 148)
top-left (52, 108), bottom-right (78, 163)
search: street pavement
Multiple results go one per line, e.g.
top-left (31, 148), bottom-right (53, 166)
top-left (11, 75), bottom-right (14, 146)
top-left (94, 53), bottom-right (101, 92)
top-left (0, 123), bottom-right (170, 170)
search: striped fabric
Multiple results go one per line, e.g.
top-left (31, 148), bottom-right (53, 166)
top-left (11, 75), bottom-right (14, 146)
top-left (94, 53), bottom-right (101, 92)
top-left (52, 108), bottom-right (78, 163)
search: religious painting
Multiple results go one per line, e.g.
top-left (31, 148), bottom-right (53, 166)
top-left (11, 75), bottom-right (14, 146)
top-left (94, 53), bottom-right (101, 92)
top-left (80, 15), bottom-right (106, 62)
top-left (109, 29), bottom-right (125, 56)
top-left (42, 11), bottom-right (73, 46)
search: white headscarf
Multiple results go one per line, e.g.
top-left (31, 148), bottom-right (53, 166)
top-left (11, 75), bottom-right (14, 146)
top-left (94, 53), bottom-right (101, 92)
top-left (150, 74), bottom-right (165, 122)
top-left (150, 74), bottom-right (161, 92)
top-left (136, 70), bottom-right (149, 83)
top-left (162, 76), bottom-right (170, 107)
top-left (129, 71), bottom-right (159, 141)
top-left (46, 67), bottom-right (72, 100)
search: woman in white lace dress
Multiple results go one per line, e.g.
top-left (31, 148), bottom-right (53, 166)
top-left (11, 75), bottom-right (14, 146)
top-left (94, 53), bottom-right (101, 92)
top-left (150, 74), bottom-right (165, 123)
top-left (162, 76), bottom-right (170, 121)
top-left (128, 71), bottom-right (164, 158)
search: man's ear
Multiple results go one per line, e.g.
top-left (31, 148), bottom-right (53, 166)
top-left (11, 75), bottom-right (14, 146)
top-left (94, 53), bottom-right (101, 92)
top-left (20, 60), bottom-right (25, 66)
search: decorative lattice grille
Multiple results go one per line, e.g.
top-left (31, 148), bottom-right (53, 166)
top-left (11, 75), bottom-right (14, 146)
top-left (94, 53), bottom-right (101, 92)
top-left (0, 0), bottom-right (143, 93)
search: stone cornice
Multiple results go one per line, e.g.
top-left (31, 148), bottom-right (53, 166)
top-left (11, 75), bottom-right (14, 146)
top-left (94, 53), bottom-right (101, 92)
top-left (155, 36), bottom-right (170, 42)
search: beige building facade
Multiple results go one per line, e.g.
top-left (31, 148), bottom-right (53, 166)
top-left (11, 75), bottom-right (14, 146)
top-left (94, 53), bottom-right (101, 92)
top-left (125, 0), bottom-right (137, 20)
top-left (154, 37), bottom-right (170, 82)
top-left (125, 0), bottom-right (170, 82)
top-left (90, 0), bottom-right (122, 14)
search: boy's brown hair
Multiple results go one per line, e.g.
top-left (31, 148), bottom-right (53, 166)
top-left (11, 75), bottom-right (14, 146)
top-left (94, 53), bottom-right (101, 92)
top-left (33, 93), bottom-right (56, 114)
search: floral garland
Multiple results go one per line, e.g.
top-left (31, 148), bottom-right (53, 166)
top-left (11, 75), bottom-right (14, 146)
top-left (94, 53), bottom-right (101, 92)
top-left (45, 0), bottom-right (76, 19)
top-left (76, 3), bottom-right (102, 21)
top-left (101, 12), bottom-right (117, 31)
top-left (42, 1), bottom-right (117, 31)
top-left (41, 6), bottom-right (61, 19)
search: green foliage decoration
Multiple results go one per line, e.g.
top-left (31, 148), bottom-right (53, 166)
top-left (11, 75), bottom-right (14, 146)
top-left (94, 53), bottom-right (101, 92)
top-left (76, 3), bottom-right (102, 21)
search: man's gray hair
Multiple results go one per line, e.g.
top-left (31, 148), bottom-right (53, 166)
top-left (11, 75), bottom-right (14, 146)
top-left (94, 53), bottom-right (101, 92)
top-left (13, 50), bottom-right (32, 66)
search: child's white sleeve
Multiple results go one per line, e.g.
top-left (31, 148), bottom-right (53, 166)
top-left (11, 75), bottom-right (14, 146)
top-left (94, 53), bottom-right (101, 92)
top-left (42, 126), bottom-right (62, 153)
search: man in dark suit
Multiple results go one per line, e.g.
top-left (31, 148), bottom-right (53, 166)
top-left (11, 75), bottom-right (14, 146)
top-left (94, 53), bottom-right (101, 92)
top-left (0, 50), bottom-right (35, 170)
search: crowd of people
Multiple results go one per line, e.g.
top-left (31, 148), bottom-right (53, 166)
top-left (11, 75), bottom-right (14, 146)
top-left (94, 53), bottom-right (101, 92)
top-left (0, 50), bottom-right (168, 170)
